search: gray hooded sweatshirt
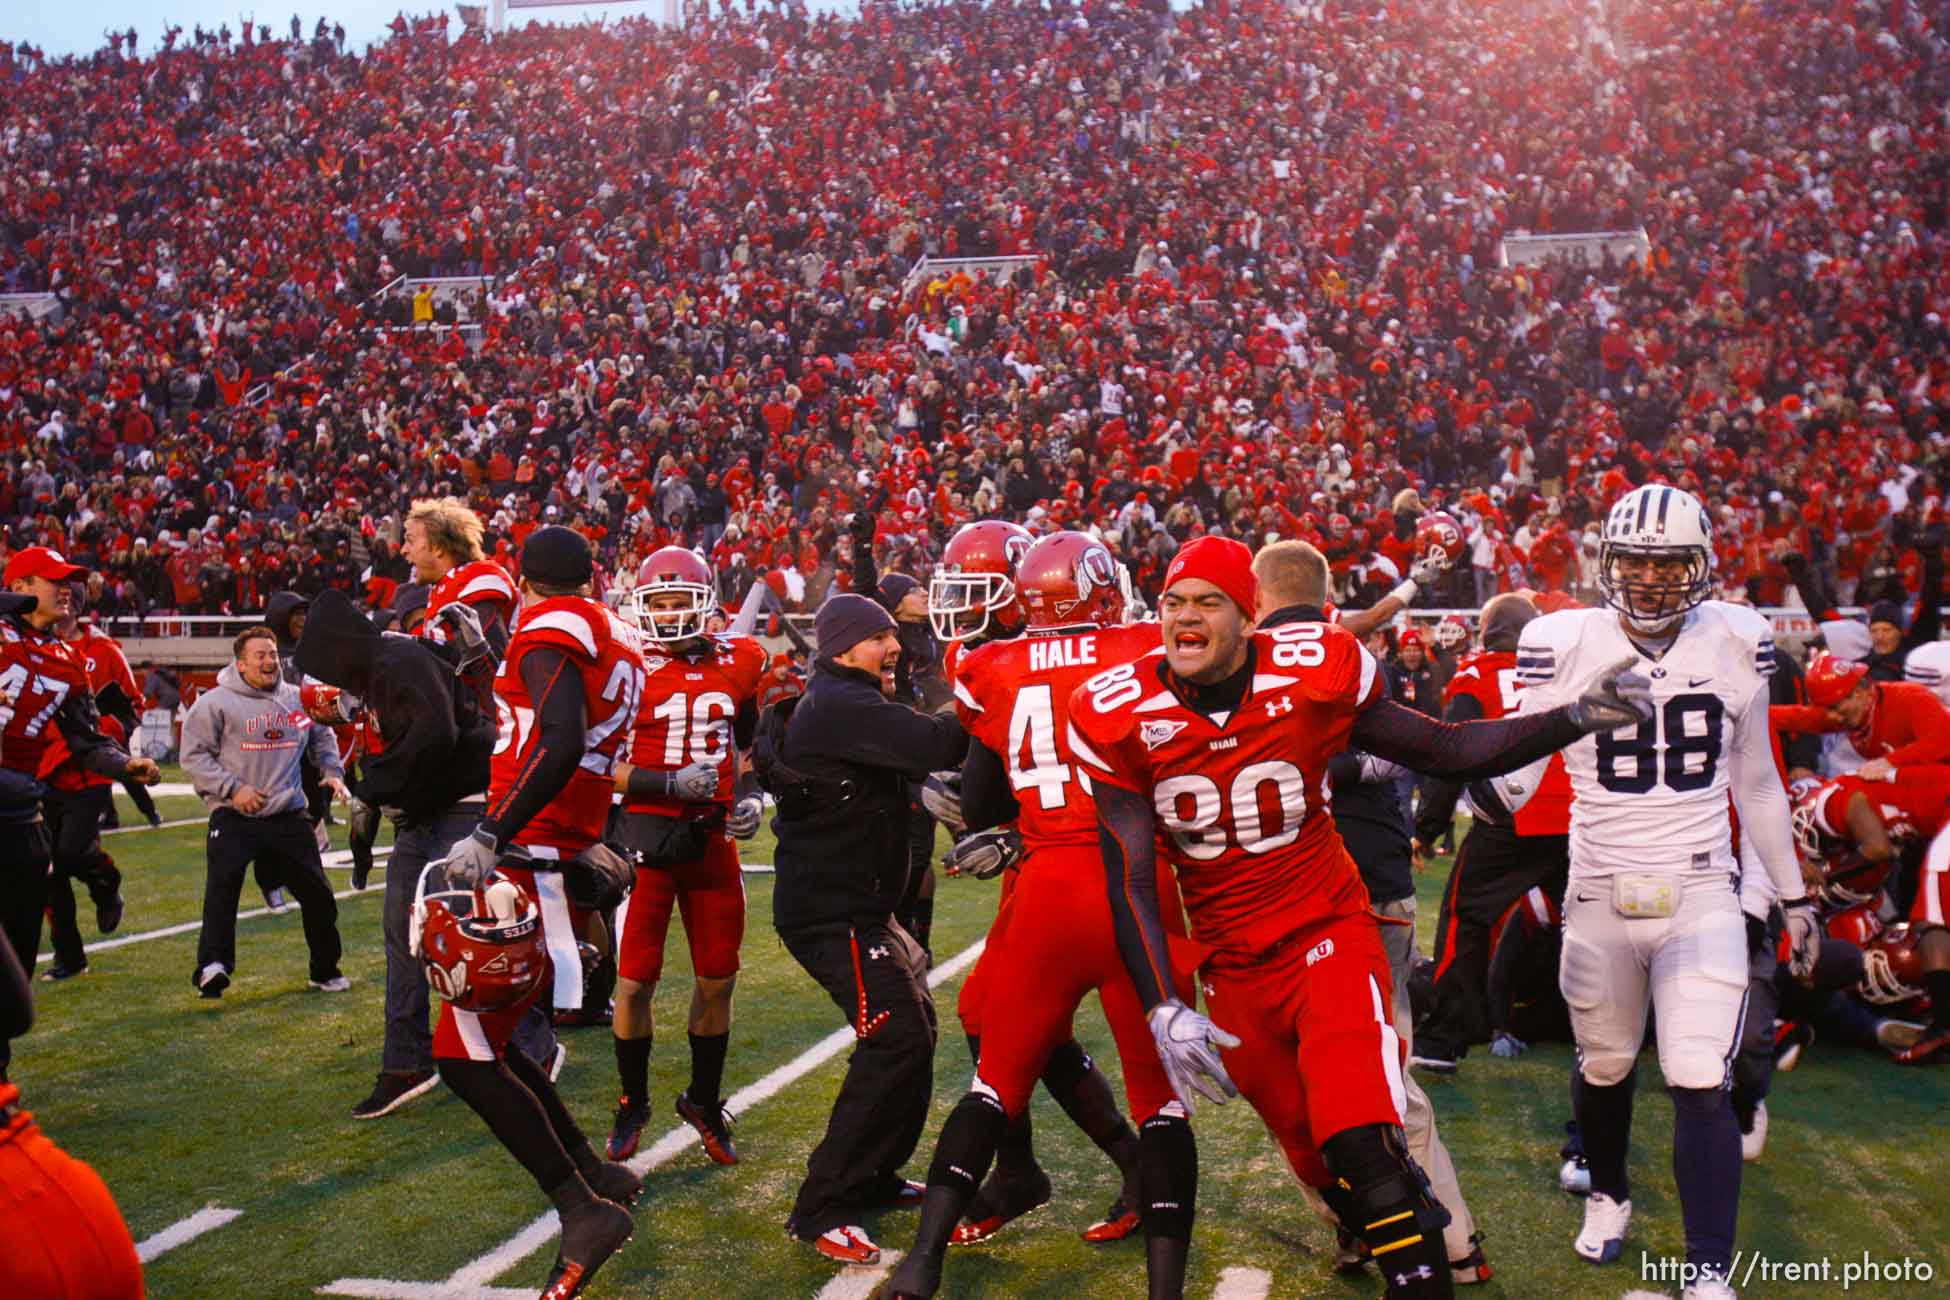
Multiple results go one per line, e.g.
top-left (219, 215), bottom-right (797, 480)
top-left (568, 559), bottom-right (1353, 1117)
top-left (180, 662), bottom-right (343, 816)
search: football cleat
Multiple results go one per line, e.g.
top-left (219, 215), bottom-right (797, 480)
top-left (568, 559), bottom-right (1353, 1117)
top-left (591, 1161), bottom-right (643, 1207)
top-left (310, 975), bottom-right (352, 993)
top-left (39, 963), bottom-right (88, 982)
top-left (1574, 1192), bottom-right (1631, 1263)
top-left (674, 1091), bottom-right (739, 1165)
top-left (605, 1097), bottom-right (650, 1161)
top-left (809, 1225), bottom-right (880, 1266)
top-left (884, 1246), bottom-right (944, 1299)
top-left (949, 1165), bottom-right (1051, 1245)
top-left (1740, 1101), bottom-right (1768, 1163)
top-left (1079, 1196), bottom-right (1140, 1243)
top-left (351, 1070), bottom-right (439, 1120)
top-left (195, 963), bottom-right (230, 999)
top-left (542, 1197), bottom-right (634, 1300)
top-left (1893, 1025), bottom-right (1950, 1065)
top-left (1874, 1019), bottom-right (1926, 1052)
top-left (1682, 1264), bottom-right (1738, 1300)
top-left (1452, 1239), bottom-right (1493, 1285)
top-left (1772, 1020), bottom-right (1814, 1072)
top-left (97, 893), bottom-right (124, 934)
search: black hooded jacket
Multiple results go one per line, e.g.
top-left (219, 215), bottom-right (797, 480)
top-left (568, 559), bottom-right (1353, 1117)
top-left (293, 589), bottom-right (493, 823)
top-left (265, 590), bottom-right (310, 685)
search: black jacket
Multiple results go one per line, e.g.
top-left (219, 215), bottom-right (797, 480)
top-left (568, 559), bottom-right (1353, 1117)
top-left (293, 589), bottom-right (494, 823)
top-left (1262, 603), bottom-right (1413, 905)
top-left (762, 657), bottom-right (967, 932)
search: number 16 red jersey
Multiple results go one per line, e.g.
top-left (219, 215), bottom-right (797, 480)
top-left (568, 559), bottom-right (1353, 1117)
top-left (954, 622), bottom-right (1160, 849)
top-left (1067, 621), bottom-right (1383, 956)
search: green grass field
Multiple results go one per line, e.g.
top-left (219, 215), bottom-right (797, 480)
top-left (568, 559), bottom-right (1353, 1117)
top-left (15, 781), bottom-right (1948, 1299)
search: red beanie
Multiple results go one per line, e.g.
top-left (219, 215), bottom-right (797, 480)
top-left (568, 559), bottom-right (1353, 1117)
top-left (1163, 536), bottom-right (1259, 619)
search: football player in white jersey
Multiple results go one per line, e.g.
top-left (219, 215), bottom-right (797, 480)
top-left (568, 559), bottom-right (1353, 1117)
top-left (1483, 485), bottom-right (1818, 1300)
top-left (1903, 638), bottom-right (1950, 707)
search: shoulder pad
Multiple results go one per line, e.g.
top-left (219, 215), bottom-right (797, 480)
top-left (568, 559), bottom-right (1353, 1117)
top-left (517, 600), bottom-right (602, 662)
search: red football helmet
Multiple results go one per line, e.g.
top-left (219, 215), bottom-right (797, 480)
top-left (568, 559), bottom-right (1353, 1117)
top-left (1790, 782), bottom-right (1837, 861)
top-left (1413, 510), bottom-right (1466, 568)
top-left (300, 683), bottom-right (354, 725)
top-left (411, 864), bottom-right (548, 1012)
top-left (1816, 851), bottom-right (1892, 909)
top-left (631, 546), bottom-right (717, 645)
top-left (1860, 923), bottom-right (1929, 1007)
top-left (1328, 512), bottom-right (1352, 540)
top-left (1016, 530), bottom-right (1128, 629)
top-left (929, 520), bottom-right (1033, 642)
top-left (1825, 902), bottom-right (1884, 947)
top-left (1804, 650), bottom-right (1870, 709)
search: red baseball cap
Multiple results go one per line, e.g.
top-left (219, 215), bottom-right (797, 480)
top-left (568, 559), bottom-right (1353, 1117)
top-left (4, 546), bottom-right (86, 586)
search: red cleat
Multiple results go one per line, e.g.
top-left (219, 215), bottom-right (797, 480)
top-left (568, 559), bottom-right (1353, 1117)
top-left (1080, 1198), bottom-right (1140, 1243)
top-left (674, 1091), bottom-right (739, 1165)
top-left (949, 1166), bottom-right (1051, 1245)
top-left (810, 1225), bottom-right (880, 1266)
top-left (1894, 1025), bottom-right (1950, 1065)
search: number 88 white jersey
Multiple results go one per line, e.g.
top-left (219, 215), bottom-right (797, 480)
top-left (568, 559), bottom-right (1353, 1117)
top-left (1512, 602), bottom-right (1776, 876)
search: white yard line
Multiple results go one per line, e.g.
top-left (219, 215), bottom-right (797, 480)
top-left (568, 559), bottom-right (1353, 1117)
top-left (32, 848), bottom-right (391, 965)
top-left (102, 816), bottom-right (204, 835)
top-left (135, 1205), bottom-right (243, 1263)
top-left (812, 1251), bottom-right (904, 1300)
top-left (1211, 1266), bottom-right (1273, 1300)
top-left (321, 938), bottom-right (988, 1300)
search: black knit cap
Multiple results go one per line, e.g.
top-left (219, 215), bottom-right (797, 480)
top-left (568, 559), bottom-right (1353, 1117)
top-left (521, 525), bottom-right (594, 589)
top-left (1867, 601), bottom-right (1906, 630)
top-left (816, 592), bottom-right (896, 659)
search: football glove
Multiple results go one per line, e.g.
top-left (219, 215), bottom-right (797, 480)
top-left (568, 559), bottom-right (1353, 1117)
top-left (440, 827), bottom-right (503, 888)
top-left (1783, 898), bottom-right (1822, 981)
top-left (671, 760), bottom-right (720, 802)
top-left (1489, 1031), bottom-right (1528, 1059)
top-left (920, 771), bottom-right (965, 834)
top-left (1408, 555), bottom-right (1448, 588)
top-left (435, 601), bottom-right (491, 673)
top-left (727, 795), bottom-right (764, 840)
top-left (1147, 999), bottom-right (1241, 1112)
top-left (942, 827), bottom-right (1021, 880)
top-left (1567, 656), bottom-right (1655, 732)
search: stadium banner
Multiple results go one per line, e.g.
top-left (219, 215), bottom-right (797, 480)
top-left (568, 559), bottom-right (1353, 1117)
top-left (1498, 228), bottom-right (1650, 270)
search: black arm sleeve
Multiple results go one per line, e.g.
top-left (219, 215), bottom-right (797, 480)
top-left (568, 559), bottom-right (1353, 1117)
top-left (960, 739), bottom-right (1019, 832)
top-left (0, 910), bottom-right (30, 1041)
top-left (1411, 692), bottom-right (1485, 844)
top-left (1099, 780), bottom-right (1174, 1012)
top-left (624, 766), bottom-right (677, 801)
top-left (52, 688), bottom-right (133, 779)
top-left (1350, 695), bottom-right (1582, 781)
top-left (780, 617), bottom-right (813, 656)
top-left (479, 646), bottom-right (586, 847)
top-left (1786, 555), bottom-right (1836, 623)
top-left (96, 681), bottom-right (140, 734)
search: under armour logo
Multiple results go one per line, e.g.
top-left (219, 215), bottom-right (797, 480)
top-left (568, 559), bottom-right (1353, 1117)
top-left (1266, 696), bottom-right (1294, 716)
top-left (868, 945), bottom-right (890, 960)
top-left (1392, 1266), bottom-right (1436, 1284)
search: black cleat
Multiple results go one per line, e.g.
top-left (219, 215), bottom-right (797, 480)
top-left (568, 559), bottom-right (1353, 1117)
top-left (674, 1090), bottom-right (739, 1165)
top-left (590, 1161), bottom-right (644, 1207)
top-left (194, 963), bottom-right (230, 999)
top-left (351, 1070), bottom-right (439, 1119)
top-left (541, 1198), bottom-right (633, 1300)
top-left (605, 1096), bottom-right (650, 1161)
top-left (97, 894), bottom-right (124, 935)
top-left (39, 963), bottom-right (88, 982)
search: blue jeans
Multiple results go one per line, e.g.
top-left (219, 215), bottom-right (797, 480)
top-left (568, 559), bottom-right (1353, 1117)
top-left (382, 809), bottom-right (555, 1074)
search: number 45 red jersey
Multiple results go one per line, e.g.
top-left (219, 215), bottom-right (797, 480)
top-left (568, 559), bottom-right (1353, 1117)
top-left (1067, 621), bottom-right (1382, 955)
top-left (954, 622), bottom-right (1161, 848)
top-left (488, 596), bottom-right (646, 854)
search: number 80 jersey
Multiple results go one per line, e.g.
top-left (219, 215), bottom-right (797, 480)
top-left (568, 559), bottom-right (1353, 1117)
top-left (1066, 622), bottom-right (1384, 955)
top-left (1512, 602), bottom-right (1774, 874)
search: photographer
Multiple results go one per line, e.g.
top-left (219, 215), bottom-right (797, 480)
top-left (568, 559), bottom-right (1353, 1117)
top-left (760, 593), bottom-right (967, 1267)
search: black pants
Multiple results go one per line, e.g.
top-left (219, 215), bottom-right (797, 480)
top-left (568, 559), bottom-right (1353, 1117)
top-left (195, 808), bottom-right (342, 984)
top-left (780, 918), bottom-right (937, 1237)
top-left (0, 819), bottom-right (53, 1073)
top-left (45, 786), bottom-right (122, 973)
top-left (1418, 824), bottom-right (1569, 1057)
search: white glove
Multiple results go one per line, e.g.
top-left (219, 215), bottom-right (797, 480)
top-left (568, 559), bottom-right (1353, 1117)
top-left (1489, 1031), bottom-right (1528, 1059)
top-left (1147, 999), bottom-right (1242, 1112)
top-left (942, 827), bottom-right (1021, 879)
top-left (1783, 899), bottom-right (1822, 980)
top-left (1568, 656), bottom-right (1655, 732)
top-left (440, 827), bottom-right (502, 888)
top-left (671, 760), bottom-right (719, 801)
top-left (920, 772), bottom-right (965, 834)
top-left (1408, 555), bottom-right (1447, 587)
top-left (727, 795), bottom-right (763, 840)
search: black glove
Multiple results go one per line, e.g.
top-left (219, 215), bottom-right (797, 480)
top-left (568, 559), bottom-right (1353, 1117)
top-left (1567, 657), bottom-right (1655, 733)
top-left (849, 509), bottom-right (877, 542)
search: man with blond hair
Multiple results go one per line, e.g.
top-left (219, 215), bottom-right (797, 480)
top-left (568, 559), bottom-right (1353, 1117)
top-left (404, 497), bottom-right (517, 656)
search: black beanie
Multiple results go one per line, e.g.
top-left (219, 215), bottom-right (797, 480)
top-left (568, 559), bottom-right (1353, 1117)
top-left (1868, 601), bottom-right (1905, 630)
top-left (875, 572), bottom-right (920, 614)
top-left (816, 592), bottom-right (896, 659)
top-left (521, 526), bottom-right (593, 589)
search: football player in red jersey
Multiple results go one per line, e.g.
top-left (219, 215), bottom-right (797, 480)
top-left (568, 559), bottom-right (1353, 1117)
top-left (1066, 537), bottom-right (1648, 1300)
top-left (1773, 651), bottom-right (1950, 778)
top-left (406, 496), bottom-right (519, 657)
top-left (0, 548), bottom-right (159, 1081)
top-left (39, 596), bottom-right (151, 979)
top-left (603, 546), bottom-right (768, 1167)
top-left (430, 527), bottom-right (645, 1300)
top-left (1796, 766), bottom-right (1950, 1063)
top-left (885, 533), bottom-right (1174, 1298)
top-left (1410, 592), bottom-right (1575, 1073)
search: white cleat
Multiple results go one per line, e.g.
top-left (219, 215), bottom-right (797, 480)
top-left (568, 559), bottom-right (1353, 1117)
top-left (1682, 1264), bottom-right (1738, 1299)
top-left (1559, 1155), bottom-right (1592, 1195)
top-left (1573, 1191), bottom-right (1631, 1264)
top-left (1740, 1101), bottom-right (1767, 1163)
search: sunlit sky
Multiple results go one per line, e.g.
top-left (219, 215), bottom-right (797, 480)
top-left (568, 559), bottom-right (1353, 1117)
top-left (7, 1), bottom-right (857, 60)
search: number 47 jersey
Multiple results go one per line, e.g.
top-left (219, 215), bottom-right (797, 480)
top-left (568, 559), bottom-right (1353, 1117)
top-left (1066, 621), bottom-right (1384, 957)
top-left (1512, 602), bottom-right (1775, 876)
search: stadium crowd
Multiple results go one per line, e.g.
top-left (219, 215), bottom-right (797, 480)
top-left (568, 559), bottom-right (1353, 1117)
top-left (1, 0), bottom-right (1947, 623)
